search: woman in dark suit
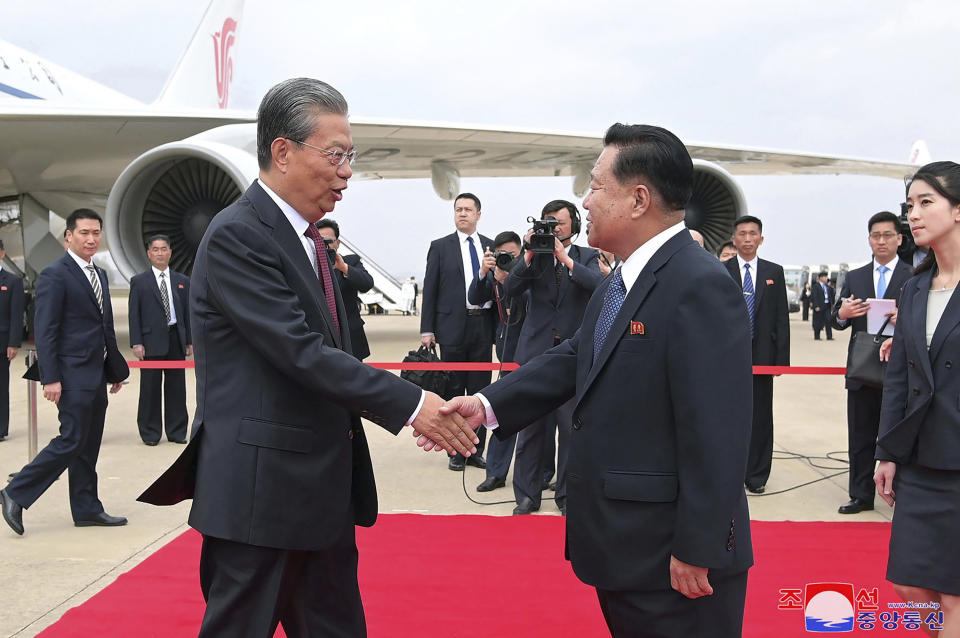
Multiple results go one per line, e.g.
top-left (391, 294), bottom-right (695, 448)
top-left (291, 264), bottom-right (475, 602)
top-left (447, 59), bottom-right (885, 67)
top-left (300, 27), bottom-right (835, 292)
top-left (875, 161), bottom-right (960, 636)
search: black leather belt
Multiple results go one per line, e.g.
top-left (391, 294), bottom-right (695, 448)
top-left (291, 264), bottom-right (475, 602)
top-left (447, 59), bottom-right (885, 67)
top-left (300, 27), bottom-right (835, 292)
top-left (465, 308), bottom-right (490, 316)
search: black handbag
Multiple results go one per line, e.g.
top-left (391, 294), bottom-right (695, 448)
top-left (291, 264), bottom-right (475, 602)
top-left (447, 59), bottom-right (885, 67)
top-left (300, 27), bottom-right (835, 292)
top-left (845, 315), bottom-right (892, 388)
top-left (400, 344), bottom-right (452, 397)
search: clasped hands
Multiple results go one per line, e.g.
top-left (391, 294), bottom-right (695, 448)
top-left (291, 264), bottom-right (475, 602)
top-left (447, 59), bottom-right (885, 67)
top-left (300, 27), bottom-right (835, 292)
top-left (410, 395), bottom-right (485, 455)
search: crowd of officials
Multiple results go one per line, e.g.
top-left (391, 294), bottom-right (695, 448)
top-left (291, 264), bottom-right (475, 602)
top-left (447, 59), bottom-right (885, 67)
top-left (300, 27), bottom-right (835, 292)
top-left (0, 75), bottom-right (957, 636)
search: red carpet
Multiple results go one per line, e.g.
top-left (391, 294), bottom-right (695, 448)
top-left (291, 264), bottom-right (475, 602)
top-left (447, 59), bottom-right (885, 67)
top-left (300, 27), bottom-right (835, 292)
top-left (39, 516), bottom-right (920, 637)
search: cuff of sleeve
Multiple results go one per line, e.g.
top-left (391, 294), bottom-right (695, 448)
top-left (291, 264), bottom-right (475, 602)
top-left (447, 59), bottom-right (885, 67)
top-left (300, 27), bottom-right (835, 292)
top-left (475, 393), bottom-right (499, 430)
top-left (404, 390), bottom-right (426, 427)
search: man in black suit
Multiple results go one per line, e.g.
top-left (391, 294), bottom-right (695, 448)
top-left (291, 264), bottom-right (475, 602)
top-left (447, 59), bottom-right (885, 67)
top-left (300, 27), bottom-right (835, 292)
top-left (432, 124), bottom-right (754, 637)
top-left (1, 209), bottom-right (128, 535)
top-left (811, 271), bottom-right (835, 340)
top-left (0, 240), bottom-right (25, 442)
top-left (503, 200), bottom-right (602, 514)
top-left (129, 235), bottom-right (192, 445)
top-left (137, 79), bottom-right (477, 637)
top-left (725, 215), bottom-right (790, 494)
top-left (420, 192), bottom-right (496, 471)
top-left (468, 231), bottom-right (527, 492)
top-left (315, 218), bottom-right (374, 360)
top-left (832, 211), bottom-right (912, 514)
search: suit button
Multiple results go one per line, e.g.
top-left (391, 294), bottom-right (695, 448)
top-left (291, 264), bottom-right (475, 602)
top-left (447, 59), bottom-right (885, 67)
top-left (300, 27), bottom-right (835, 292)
top-left (572, 417), bottom-right (582, 430)
top-left (947, 361), bottom-right (953, 369)
top-left (348, 429), bottom-right (354, 439)
top-left (908, 360), bottom-right (915, 368)
top-left (912, 387), bottom-right (921, 396)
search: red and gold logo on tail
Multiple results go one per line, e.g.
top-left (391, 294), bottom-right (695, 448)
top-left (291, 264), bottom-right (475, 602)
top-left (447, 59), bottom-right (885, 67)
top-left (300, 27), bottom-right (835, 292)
top-left (212, 18), bottom-right (237, 109)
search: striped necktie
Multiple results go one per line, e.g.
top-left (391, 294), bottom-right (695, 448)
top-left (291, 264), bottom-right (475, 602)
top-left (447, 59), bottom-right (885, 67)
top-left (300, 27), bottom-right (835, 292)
top-left (743, 263), bottom-right (755, 338)
top-left (159, 272), bottom-right (171, 323)
top-left (86, 265), bottom-right (103, 313)
top-left (304, 225), bottom-right (341, 336)
top-left (593, 268), bottom-right (626, 364)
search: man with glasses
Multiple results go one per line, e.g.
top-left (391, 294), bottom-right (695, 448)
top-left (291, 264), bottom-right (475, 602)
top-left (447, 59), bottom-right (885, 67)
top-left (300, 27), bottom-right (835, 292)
top-left (129, 235), bottom-right (192, 445)
top-left (832, 211), bottom-right (912, 514)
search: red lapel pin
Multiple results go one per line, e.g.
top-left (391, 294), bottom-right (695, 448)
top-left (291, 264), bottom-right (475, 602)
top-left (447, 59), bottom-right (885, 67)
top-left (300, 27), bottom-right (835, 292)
top-left (630, 321), bottom-right (645, 335)
top-left (766, 279), bottom-right (774, 285)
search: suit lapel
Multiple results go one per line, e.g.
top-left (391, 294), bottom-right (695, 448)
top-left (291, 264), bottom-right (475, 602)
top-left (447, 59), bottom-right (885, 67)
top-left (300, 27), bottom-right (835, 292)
top-left (928, 283), bottom-right (960, 362)
top-left (725, 258), bottom-right (742, 286)
top-left (754, 259), bottom-right (767, 309)
top-left (452, 234), bottom-right (465, 291)
top-left (910, 272), bottom-right (934, 382)
top-left (171, 274), bottom-right (186, 321)
top-left (556, 245), bottom-right (577, 307)
top-left (64, 255), bottom-right (103, 315)
top-left (884, 261), bottom-right (912, 300)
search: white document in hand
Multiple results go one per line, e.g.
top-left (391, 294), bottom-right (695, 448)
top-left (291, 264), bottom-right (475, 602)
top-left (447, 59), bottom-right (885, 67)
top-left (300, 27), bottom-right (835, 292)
top-left (866, 298), bottom-right (896, 336)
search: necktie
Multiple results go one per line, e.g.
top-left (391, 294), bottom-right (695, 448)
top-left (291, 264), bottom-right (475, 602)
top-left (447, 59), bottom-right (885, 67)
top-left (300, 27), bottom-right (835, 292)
top-left (743, 263), bottom-right (755, 338)
top-left (467, 237), bottom-right (481, 278)
top-left (86, 265), bottom-right (103, 313)
top-left (593, 268), bottom-right (626, 364)
top-left (159, 272), bottom-right (171, 323)
top-left (304, 225), bottom-right (341, 336)
top-left (876, 265), bottom-right (888, 298)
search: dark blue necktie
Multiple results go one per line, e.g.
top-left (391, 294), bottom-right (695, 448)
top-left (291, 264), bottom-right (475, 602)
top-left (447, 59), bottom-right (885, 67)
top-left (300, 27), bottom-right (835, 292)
top-left (743, 263), bottom-right (756, 338)
top-left (467, 236), bottom-right (480, 278)
top-left (593, 268), bottom-right (626, 364)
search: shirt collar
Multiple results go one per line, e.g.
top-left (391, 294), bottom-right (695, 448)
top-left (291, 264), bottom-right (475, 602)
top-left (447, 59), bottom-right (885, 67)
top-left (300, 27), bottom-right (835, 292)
top-left (258, 178), bottom-right (310, 238)
top-left (67, 248), bottom-right (93, 269)
top-left (618, 221), bottom-right (687, 292)
top-left (151, 265), bottom-right (169, 278)
top-left (456, 229), bottom-right (480, 245)
top-left (736, 253), bottom-right (758, 273)
top-left (874, 255), bottom-right (899, 272)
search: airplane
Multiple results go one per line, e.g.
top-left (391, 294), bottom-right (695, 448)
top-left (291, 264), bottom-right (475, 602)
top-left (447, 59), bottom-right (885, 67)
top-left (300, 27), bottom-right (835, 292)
top-left (1, 0), bottom-right (920, 308)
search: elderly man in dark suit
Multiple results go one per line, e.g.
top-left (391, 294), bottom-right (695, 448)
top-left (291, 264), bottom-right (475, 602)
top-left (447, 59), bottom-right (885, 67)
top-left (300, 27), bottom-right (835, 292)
top-left (725, 215), bottom-right (790, 494)
top-left (315, 218), bottom-right (374, 360)
top-left (0, 239), bottom-right (25, 442)
top-left (430, 123), bottom-right (754, 637)
top-left (129, 234), bottom-right (192, 445)
top-left (831, 211), bottom-right (912, 514)
top-left (137, 78), bottom-right (477, 638)
top-left (420, 192), bottom-right (496, 470)
top-left (1, 209), bottom-right (128, 535)
top-left (503, 200), bottom-right (602, 515)
top-left (811, 271), bottom-right (835, 340)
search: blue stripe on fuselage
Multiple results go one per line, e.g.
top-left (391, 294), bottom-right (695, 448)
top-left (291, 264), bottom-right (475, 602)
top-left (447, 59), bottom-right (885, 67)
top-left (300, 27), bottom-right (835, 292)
top-left (0, 82), bottom-right (43, 99)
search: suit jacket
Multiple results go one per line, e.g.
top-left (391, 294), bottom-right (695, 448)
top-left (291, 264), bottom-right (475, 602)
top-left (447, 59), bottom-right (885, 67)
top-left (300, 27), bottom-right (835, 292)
top-left (877, 270), bottom-right (960, 470)
top-left (139, 182), bottom-right (421, 551)
top-left (831, 259), bottom-right (913, 390)
top-left (725, 258), bottom-right (790, 366)
top-left (420, 232), bottom-right (495, 346)
top-left (468, 272), bottom-right (527, 363)
top-left (335, 253), bottom-right (374, 360)
top-left (0, 269), bottom-right (25, 347)
top-left (128, 268), bottom-right (191, 357)
top-left (482, 232), bottom-right (754, 591)
top-left (34, 253), bottom-right (127, 389)
top-left (810, 281), bottom-right (835, 312)
top-left (504, 245), bottom-right (603, 364)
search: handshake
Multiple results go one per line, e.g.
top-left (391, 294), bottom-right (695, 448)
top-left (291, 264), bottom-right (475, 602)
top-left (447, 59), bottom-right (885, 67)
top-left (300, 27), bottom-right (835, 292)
top-left (409, 394), bottom-right (487, 455)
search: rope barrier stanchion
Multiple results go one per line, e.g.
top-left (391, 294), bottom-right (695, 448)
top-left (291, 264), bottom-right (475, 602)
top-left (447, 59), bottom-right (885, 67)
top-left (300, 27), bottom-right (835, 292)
top-left (25, 349), bottom-right (38, 462)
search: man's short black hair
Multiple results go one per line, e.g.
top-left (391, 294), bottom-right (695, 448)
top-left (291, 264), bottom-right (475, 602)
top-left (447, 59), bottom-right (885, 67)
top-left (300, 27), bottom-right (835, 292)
top-left (145, 234), bottom-right (171, 250)
top-left (66, 208), bottom-right (102, 232)
top-left (733, 215), bottom-right (763, 233)
top-left (716, 240), bottom-right (735, 258)
top-left (818, 271), bottom-right (829, 279)
top-left (602, 123), bottom-right (693, 211)
top-left (494, 231), bottom-right (522, 249)
top-left (454, 193), bottom-right (481, 211)
top-left (868, 211), bottom-right (900, 233)
top-left (541, 199), bottom-right (577, 219)
top-left (315, 218), bottom-right (340, 238)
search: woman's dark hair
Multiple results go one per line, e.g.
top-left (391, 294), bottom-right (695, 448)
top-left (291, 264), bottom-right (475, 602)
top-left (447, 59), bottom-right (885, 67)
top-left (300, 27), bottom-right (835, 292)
top-left (908, 161), bottom-right (960, 275)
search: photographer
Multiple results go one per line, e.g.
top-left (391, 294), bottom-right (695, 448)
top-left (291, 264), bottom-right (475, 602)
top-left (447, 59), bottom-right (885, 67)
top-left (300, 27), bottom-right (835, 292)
top-left (468, 231), bottom-right (528, 492)
top-left (502, 200), bottom-right (602, 515)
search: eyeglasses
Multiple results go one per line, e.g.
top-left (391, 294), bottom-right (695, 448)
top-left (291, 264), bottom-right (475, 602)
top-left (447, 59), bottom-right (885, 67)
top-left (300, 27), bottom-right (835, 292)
top-left (869, 232), bottom-right (899, 241)
top-left (287, 139), bottom-right (357, 166)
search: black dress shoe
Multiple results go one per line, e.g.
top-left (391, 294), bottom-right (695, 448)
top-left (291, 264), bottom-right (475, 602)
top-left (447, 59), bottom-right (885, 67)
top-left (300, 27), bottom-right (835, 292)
top-left (745, 483), bottom-right (765, 494)
top-left (143, 440), bottom-right (159, 446)
top-left (168, 438), bottom-right (187, 444)
top-left (465, 454), bottom-right (486, 469)
top-left (540, 478), bottom-right (551, 491)
top-left (838, 498), bottom-right (874, 514)
top-left (1, 488), bottom-right (23, 535)
top-left (557, 502), bottom-right (567, 516)
top-left (512, 498), bottom-right (540, 515)
top-left (448, 457), bottom-right (465, 471)
top-left (476, 477), bottom-right (506, 492)
top-left (75, 512), bottom-right (128, 527)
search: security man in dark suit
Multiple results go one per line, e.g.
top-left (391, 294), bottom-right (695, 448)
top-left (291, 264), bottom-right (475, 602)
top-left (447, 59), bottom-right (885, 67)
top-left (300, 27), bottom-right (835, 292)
top-left (811, 271), bottom-right (835, 340)
top-left (315, 218), bottom-right (375, 360)
top-left (129, 234), bottom-right (192, 445)
top-left (468, 230), bottom-right (527, 492)
top-left (420, 192), bottom-right (496, 470)
top-left (434, 124), bottom-right (754, 637)
top-left (831, 211), bottom-right (912, 514)
top-left (725, 215), bottom-right (790, 494)
top-left (136, 78), bottom-right (478, 636)
top-left (0, 240), bottom-right (25, 441)
top-left (503, 200), bottom-right (602, 514)
top-left (1, 209), bottom-right (128, 535)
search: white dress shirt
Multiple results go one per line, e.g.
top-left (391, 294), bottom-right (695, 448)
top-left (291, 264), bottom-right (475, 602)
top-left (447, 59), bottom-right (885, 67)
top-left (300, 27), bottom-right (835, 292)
top-left (735, 254), bottom-right (759, 290)
top-left (457, 230), bottom-right (492, 310)
top-left (67, 248), bottom-right (100, 298)
top-left (152, 266), bottom-right (178, 326)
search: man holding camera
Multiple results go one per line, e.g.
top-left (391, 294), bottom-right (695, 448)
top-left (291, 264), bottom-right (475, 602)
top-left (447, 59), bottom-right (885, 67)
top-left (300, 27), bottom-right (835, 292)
top-left (468, 231), bottom-right (527, 492)
top-left (503, 200), bottom-right (602, 514)
top-left (315, 218), bottom-right (375, 360)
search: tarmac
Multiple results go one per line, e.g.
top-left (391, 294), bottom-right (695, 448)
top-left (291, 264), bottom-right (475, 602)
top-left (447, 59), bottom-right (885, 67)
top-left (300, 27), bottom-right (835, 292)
top-left (0, 302), bottom-right (888, 637)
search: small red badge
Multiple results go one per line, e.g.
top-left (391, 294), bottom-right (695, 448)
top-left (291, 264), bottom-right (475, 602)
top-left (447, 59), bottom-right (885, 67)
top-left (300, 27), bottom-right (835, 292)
top-left (766, 279), bottom-right (774, 285)
top-left (630, 321), bottom-right (645, 335)
top-left (0, 286), bottom-right (6, 291)
top-left (178, 284), bottom-right (184, 289)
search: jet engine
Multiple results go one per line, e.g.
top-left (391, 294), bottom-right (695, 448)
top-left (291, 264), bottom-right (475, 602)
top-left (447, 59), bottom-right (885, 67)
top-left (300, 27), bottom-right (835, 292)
top-left (686, 160), bottom-right (748, 253)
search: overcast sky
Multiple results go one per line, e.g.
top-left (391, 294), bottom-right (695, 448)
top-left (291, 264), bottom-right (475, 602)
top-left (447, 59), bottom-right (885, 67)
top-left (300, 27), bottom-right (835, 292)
top-left (6, 0), bottom-right (960, 278)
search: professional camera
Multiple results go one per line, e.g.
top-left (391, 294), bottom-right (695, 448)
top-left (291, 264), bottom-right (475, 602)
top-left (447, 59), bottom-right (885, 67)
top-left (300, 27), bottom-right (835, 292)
top-left (495, 250), bottom-right (519, 272)
top-left (322, 236), bottom-right (337, 260)
top-left (525, 216), bottom-right (559, 255)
